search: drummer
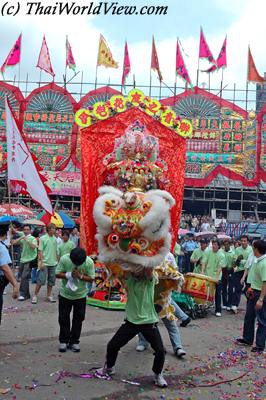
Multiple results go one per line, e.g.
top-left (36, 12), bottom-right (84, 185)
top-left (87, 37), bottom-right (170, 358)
top-left (190, 239), bottom-right (209, 274)
top-left (201, 239), bottom-right (226, 317)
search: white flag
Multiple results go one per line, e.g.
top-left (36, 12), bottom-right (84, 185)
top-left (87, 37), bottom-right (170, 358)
top-left (5, 98), bottom-right (53, 215)
top-left (36, 35), bottom-right (55, 77)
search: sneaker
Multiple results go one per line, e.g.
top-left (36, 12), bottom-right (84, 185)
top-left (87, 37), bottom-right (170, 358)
top-left (3, 290), bottom-right (7, 295)
top-left (215, 312), bottom-right (222, 317)
top-left (231, 306), bottom-right (238, 314)
top-left (31, 295), bottom-right (38, 304)
top-left (47, 296), bottom-right (56, 303)
top-left (236, 338), bottom-right (252, 346)
top-left (136, 344), bottom-right (147, 352)
top-left (59, 343), bottom-right (67, 353)
top-left (70, 343), bottom-right (80, 352)
top-left (175, 348), bottom-right (186, 358)
top-left (180, 317), bottom-right (191, 327)
top-left (251, 346), bottom-right (264, 354)
top-left (222, 306), bottom-right (227, 310)
top-left (154, 373), bottom-right (168, 388)
top-left (18, 295), bottom-right (25, 301)
top-left (96, 366), bottom-right (115, 376)
top-left (226, 307), bottom-right (231, 311)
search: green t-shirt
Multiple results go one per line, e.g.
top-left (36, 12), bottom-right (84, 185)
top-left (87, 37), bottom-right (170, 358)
top-left (39, 234), bottom-right (58, 267)
top-left (56, 254), bottom-right (95, 300)
top-left (191, 248), bottom-right (209, 273)
top-left (223, 249), bottom-right (235, 270)
top-left (248, 256), bottom-right (266, 291)
top-left (174, 243), bottom-right (181, 256)
top-left (203, 249), bottom-right (226, 280)
top-left (125, 276), bottom-right (159, 325)
top-left (20, 235), bottom-right (37, 263)
top-left (58, 240), bottom-right (75, 259)
top-left (234, 245), bottom-right (253, 272)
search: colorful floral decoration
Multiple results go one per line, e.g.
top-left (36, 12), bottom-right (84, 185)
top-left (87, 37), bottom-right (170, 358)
top-left (75, 89), bottom-right (193, 139)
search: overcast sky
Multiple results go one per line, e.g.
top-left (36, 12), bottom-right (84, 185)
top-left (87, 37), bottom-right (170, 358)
top-left (0, 0), bottom-right (265, 105)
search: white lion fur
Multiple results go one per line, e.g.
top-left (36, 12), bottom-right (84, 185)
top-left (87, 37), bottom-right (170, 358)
top-left (93, 192), bottom-right (124, 232)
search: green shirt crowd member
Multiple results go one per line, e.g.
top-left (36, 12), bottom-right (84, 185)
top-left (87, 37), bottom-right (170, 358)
top-left (39, 233), bottom-right (58, 266)
top-left (223, 240), bottom-right (235, 270)
top-left (125, 273), bottom-right (159, 325)
top-left (233, 236), bottom-right (253, 272)
top-left (56, 253), bottom-right (95, 300)
top-left (202, 241), bottom-right (226, 280)
top-left (13, 227), bottom-right (37, 264)
top-left (58, 231), bottom-right (75, 259)
top-left (190, 239), bottom-right (209, 274)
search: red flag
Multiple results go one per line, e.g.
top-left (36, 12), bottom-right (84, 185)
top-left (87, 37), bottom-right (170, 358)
top-left (121, 41), bottom-right (131, 86)
top-left (216, 36), bottom-right (227, 69)
top-left (36, 36), bottom-right (55, 77)
top-left (66, 36), bottom-right (76, 71)
top-left (199, 28), bottom-right (215, 64)
top-left (5, 98), bottom-right (53, 215)
top-left (247, 46), bottom-right (265, 83)
top-left (1, 34), bottom-right (22, 75)
top-left (151, 36), bottom-right (163, 81)
top-left (176, 39), bottom-right (192, 87)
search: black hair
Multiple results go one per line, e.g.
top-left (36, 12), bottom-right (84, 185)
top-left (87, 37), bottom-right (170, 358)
top-left (0, 224), bottom-right (9, 237)
top-left (70, 247), bottom-right (86, 266)
top-left (240, 235), bottom-right (249, 241)
top-left (253, 240), bottom-right (266, 255)
top-left (23, 224), bottom-right (31, 230)
top-left (212, 239), bottom-right (220, 248)
top-left (32, 228), bottom-right (41, 238)
top-left (62, 230), bottom-right (70, 238)
top-left (200, 238), bottom-right (207, 244)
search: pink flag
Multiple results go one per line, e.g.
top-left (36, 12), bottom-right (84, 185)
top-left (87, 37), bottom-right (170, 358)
top-left (66, 36), bottom-right (76, 71)
top-left (199, 28), bottom-right (215, 64)
top-left (122, 41), bottom-right (131, 86)
top-left (216, 36), bottom-right (227, 69)
top-left (5, 98), bottom-right (53, 215)
top-left (176, 40), bottom-right (192, 87)
top-left (36, 36), bottom-right (55, 77)
top-left (151, 36), bottom-right (163, 81)
top-left (1, 34), bottom-right (22, 75)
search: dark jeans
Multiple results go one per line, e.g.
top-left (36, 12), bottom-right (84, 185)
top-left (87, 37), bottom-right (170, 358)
top-left (243, 291), bottom-right (266, 350)
top-left (106, 320), bottom-right (165, 374)
top-left (183, 252), bottom-right (193, 273)
top-left (227, 271), bottom-right (234, 307)
top-left (221, 269), bottom-right (229, 307)
top-left (58, 295), bottom-right (86, 345)
top-left (0, 275), bottom-right (8, 325)
top-left (232, 271), bottom-right (244, 307)
top-left (19, 262), bottom-right (31, 298)
top-left (215, 281), bottom-right (222, 313)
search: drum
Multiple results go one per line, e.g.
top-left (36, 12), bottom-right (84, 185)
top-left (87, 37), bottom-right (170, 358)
top-left (182, 273), bottom-right (218, 304)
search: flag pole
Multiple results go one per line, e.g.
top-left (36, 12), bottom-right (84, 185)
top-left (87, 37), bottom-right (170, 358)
top-left (95, 64), bottom-right (98, 90)
top-left (196, 57), bottom-right (200, 87)
top-left (208, 72), bottom-right (210, 92)
top-left (220, 68), bottom-right (224, 98)
top-left (7, 180), bottom-right (15, 269)
top-left (38, 69), bottom-right (42, 88)
top-left (245, 80), bottom-right (249, 111)
top-left (149, 68), bottom-right (152, 97)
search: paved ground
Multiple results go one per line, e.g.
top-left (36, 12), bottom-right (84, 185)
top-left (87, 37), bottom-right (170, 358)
top-left (0, 283), bottom-right (265, 400)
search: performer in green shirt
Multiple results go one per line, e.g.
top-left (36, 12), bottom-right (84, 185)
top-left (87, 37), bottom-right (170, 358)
top-left (237, 240), bottom-right (266, 354)
top-left (222, 240), bottom-right (235, 311)
top-left (13, 224), bottom-right (37, 301)
top-left (58, 231), bottom-right (75, 260)
top-left (98, 267), bottom-right (167, 388)
top-left (231, 235), bottom-right (252, 313)
top-left (202, 240), bottom-right (226, 317)
top-left (190, 239), bottom-right (209, 274)
top-left (56, 247), bottom-right (95, 353)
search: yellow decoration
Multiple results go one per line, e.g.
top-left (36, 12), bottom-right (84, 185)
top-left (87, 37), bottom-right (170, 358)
top-left (176, 119), bottom-right (193, 138)
top-left (127, 89), bottom-right (145, 106)
top-left (97, 34), bottom-right (118, 68)
top-left (110, 95), bottom-right (127, 113)
top-left (93, 102), bottom-right (110, 120)
top-left (75, 109), bottom-right (91, 127)
top-left (160, 109), bottom-right (176, 127)
top-left (144, 98), bottom-right (161, 116)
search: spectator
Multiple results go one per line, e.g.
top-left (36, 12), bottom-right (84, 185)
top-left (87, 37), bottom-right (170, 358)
top-left (70, 227), bottom-right (80, 248)
top-left (181, 235), bottom-right (198, 273)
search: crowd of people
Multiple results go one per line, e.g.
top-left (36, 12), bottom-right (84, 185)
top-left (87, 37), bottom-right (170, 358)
top-left (0, 221), bottom-right (265, 388)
